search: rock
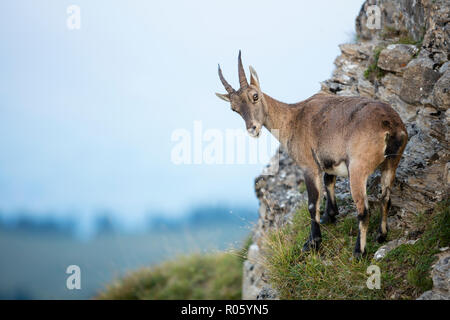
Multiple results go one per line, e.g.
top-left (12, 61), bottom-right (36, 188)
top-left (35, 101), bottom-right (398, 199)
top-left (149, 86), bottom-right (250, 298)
top-left (399, 57), bottom-right (441, 105)
top-left (320, 80), bottom-right (345, 94)
top-left (431, 251), bottom-right (450, 294)
top-left (432, 70), bottom-right (450, 109)
top-left (358, 77), bottom-right (375, 98)
top-left (377, 44), bottom-right (418, 72)
top-left (417, 251), bottom-right (450, 300)
top-left (339, 43), bottom-right (372, 60)
top-left (440, 62), bottom-right (450, 74)
top-left (377, 87), bottom-right (418, 122)
top-left (381, 73), bottom-right (403, 95)
top-left (374, 238), bottom-right (417, 261)
top-left (417, 290), bottom-right (449, 300)
top-left (421, 0), bottom-right (450, 65)
top-left (242, 244), bottom-right (270, 300)
top-left (355, 0), bottom-right (426, 41)
top-left (256, 286), bottom-right (278, 300)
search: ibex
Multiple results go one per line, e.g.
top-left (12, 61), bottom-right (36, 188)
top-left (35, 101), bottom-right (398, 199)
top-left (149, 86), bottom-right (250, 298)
top-left (216, 52), bottom-right (408, 258)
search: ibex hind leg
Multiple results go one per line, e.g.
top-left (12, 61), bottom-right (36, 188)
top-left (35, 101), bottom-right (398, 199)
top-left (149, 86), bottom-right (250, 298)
top-left (349, 163), bottom-right (371, 259)
top-left (320, 173), bottom-right (338, 225)
top-left (376, 156), bottom-right (401, 243)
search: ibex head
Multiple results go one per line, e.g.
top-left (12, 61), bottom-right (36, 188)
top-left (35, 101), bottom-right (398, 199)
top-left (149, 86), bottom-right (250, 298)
top-left (216, 51), bottom-right (265, 138)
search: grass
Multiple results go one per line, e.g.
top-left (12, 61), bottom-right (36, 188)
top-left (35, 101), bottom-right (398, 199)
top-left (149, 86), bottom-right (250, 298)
top-left (380, 26), bottom-right (410, 41)
top-left (364, 45), bottom-right (386, 81)
top-left (96, 200), bottom-right (449, 300)
top-left (299, 182), bottom-right (307, 193)
top-left (380, 201), bottom-right (450, 297)
top-left (97, 237), bottom-right (253, 300)
top-left (381, 26), bottom-right (424, 50)
top-left (261, 200), bottom-right (449, 299)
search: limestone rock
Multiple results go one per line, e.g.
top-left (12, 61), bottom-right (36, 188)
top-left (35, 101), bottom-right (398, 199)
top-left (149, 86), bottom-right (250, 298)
top-left (440, 62), bottom-right (450, 74)
top-left (373, 238), bottom-right (417, 261)
top-left (377, 44), bottom-right (418, 72)
top-left (339, 43), bottom-right (372, 60)
top-left (432, 70), bottom-right (450, 109)
top-left (356, 0), bottom-right (426, 42)
top-left (417, 251), bottom-right (450, 300)
top-left (399, 57), bottom-right (441, 105)
top-left (380, 73), bottom-right (403, 96)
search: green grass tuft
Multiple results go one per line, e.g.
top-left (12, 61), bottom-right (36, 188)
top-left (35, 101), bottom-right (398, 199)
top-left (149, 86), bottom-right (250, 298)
top-left (98, 250), bottom-right (245, 300)
top-left (364, 46), bottom-right (386, 81)
top-left (381, 201), bottom-right (449, 296)
top-left (299, 183), bottom-right (307, 194)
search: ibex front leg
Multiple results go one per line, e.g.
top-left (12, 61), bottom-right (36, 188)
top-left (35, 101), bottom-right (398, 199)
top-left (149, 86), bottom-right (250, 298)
top-left (302, 170), bottom-right (322, 252)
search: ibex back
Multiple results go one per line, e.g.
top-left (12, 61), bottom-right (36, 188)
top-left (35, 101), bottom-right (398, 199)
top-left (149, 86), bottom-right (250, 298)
top-left (216, 52), bottom-right (408, 258)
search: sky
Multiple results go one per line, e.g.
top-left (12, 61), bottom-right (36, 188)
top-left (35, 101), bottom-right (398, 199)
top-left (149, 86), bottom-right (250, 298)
top-left (0, 0), bottom-right (364, 228)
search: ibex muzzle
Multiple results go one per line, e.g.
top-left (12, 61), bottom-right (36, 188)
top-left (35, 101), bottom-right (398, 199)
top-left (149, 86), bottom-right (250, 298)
top-left (216, 52), bottom-right (408, 259)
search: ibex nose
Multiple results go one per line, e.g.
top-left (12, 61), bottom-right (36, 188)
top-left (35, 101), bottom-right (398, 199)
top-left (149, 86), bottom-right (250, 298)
top-left (247, 124), bottom-right (260, 138)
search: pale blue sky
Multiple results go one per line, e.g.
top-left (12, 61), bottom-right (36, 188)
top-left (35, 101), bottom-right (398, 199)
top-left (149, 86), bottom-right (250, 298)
top-left (0, 0), bottom-right (364, 227)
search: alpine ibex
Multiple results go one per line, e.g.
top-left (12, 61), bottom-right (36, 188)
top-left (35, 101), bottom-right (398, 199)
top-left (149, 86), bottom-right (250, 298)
top-left (216, 52), bottom-right (408, 258)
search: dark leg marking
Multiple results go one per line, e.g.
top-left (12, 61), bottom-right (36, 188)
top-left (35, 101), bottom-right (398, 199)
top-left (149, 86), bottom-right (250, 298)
top-left (321, 173), bottom-right (339, 225)
top-left (376, 187), bottom-right (391, 243)
top-left (354, 208), bottom-right (369, 259)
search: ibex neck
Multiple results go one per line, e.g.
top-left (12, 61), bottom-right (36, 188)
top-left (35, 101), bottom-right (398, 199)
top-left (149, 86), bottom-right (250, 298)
top-left (262, 93), bottom-right (297, 147)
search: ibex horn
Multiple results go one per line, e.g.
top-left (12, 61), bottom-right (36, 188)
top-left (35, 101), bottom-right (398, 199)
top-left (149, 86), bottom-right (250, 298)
top-left (218, 64), bottom-right (234, 94)
top-left (238, 50), bottom-right (248, 89)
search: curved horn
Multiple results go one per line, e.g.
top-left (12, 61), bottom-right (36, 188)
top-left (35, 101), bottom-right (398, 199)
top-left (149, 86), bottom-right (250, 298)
top-left (218, 64), bottom-right (234, 94)
top-left (238, 50), bottom-right (248, 88)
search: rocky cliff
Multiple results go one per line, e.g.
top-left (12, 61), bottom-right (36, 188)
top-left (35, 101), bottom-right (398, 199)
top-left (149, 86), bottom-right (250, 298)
top-left (243, 0), bottom-right (449, 300)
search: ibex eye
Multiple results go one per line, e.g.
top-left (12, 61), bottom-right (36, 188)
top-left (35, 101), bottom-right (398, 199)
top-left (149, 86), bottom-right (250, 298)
top-left (253, 93), bottom-right (258, 101)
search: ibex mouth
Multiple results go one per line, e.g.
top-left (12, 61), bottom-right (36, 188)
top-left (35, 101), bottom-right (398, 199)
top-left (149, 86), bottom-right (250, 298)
top-left (247, 127), bottom-right (261, 138)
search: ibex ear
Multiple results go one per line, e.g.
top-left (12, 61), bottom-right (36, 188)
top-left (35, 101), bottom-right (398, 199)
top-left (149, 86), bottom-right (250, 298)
top-left (215, 92), bottom-right (230, 102)
top-left (249, 66), bottom-right (260, 88)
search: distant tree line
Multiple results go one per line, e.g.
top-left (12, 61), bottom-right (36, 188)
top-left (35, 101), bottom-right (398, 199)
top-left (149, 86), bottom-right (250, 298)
top-left (0, 204), bottom-right (257, 237)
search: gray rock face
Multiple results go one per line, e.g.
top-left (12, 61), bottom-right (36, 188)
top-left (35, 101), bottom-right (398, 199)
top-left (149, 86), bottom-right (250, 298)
top-left (417, 251), bottom-right (450, 300)
top-left (399, 57), bottom-right (441, 105)
top-left (432, 70), bottom-right (450, 109)
top-left (377, 44), bottom-right (418, 73)
top-left (242, 0), bottom-right (449, 300)
top-left (356, 0), bottom-right (426, 42)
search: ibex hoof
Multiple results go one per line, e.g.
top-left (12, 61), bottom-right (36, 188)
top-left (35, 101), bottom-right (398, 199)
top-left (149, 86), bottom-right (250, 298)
top-left (352, 250), bottom-right (367, 260)
top-left (302, 238), bottom-right (321, 253)
top-left (320, 213), bottom-right (337, 225)
top-left (376, 233), bottom-right (388, 243)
